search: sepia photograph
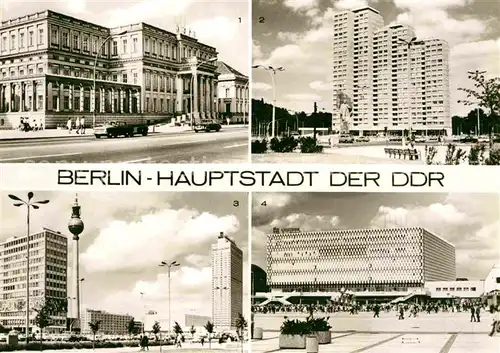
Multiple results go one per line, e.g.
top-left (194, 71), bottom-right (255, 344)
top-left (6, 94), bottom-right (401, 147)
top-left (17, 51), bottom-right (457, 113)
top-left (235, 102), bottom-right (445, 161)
top-left (251, 192), bottom-right (500, 352)
top-left (0, 0), bottom-right (249, 163)
top-left (251, 0), bottom-right (500, 165)
top-left (0, 191), bottom-right (249, 352)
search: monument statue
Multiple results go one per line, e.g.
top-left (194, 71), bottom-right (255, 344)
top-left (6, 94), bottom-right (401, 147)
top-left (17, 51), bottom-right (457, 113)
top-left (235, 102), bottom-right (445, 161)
top-left (339, 102), bottom-right (351, 134)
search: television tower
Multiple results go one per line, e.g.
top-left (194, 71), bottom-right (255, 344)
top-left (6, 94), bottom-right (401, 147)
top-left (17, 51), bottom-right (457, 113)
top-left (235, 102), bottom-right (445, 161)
top-left (68, 194), bottom-right (84, 332)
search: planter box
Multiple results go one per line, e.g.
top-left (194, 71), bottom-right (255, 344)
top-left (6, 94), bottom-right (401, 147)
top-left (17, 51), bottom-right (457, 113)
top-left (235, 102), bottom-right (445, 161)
top-left (279, 334), bottom-right (306, 349)
top-left (314, 331), bottom-right (332, 344)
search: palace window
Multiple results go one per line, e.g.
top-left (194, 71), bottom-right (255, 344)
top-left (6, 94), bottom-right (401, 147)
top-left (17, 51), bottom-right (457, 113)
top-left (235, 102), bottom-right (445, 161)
top-left (112, 74), bottom-right (118, 82)
top-left (159, 43), bottom-right (163, 56)
top-left (29, 31), bottom-right (34, 46)
top-left (93, 39), bottom-right (98, 53)
top-left (145, 38), bottom-right (149, 52)
top-left (83, 37), bottom-right (88, 51)
top-left (2, 37), bottom-right (6, 51)
top-left (62, 32), bottom-right (68, 47)
top-left (38, 29), bottom-right (44, 45)
top-left (132, 38), bottom-right (137, 53)
top-left (122, 73), bottom-right (127, 83)
top-left (112, 40), bottom-right (118, 56)
top-left (51, 28), bottom-right (58, 45)
top-left (152, 40), bottom-right (156, 54)
top-left (122, 39), bottom-right (127, 54)
top-left (10, 34), bottom-right (16, 50)
top-left (73, 35), bottom-right (79, 50)
top-left (133, 72), bottom-right (138, 84)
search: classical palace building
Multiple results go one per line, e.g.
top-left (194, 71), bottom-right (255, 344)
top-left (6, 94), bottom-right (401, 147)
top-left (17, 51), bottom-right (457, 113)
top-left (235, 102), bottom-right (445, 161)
top-left (216, 61), bottom-right (248, 124)
top-left (0, 10), bottom-right (219, 129)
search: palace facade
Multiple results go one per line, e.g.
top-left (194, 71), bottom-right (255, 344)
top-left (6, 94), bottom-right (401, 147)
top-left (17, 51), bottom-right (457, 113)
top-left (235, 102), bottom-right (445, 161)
top-left (0, 10), bottom-right (220, 129)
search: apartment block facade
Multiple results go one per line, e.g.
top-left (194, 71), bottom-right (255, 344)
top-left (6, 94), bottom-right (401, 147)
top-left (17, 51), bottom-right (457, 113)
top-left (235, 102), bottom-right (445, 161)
top-left (0, 228), bottom-right (68, 333)
top-left (80, 309), bottom-right (133, 335)
top-left (332, 7), bottom-right (451, 136)
top-left (211, 232), bottom-right (243, 330)
top-left (266, 227), bottom-right (456, 292)
top-left (0, 10), bottom-right (220, 129)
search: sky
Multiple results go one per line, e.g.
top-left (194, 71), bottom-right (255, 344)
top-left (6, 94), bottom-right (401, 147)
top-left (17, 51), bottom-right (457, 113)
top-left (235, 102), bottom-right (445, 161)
top-left (252, 192), bottom-right (500, 280)
top-left (1, 191), bottom-right (249, 328)
top-left (252, 0), bottom-right (500, 114)
top-left (0, 0), bottom-right (250, 75)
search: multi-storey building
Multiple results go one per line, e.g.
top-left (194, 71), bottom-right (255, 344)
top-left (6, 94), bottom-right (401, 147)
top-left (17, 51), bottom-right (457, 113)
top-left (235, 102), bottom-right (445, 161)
top-left (0, 10), bottom-right (220, 129)
top-left (266, 227), bottom-right (456, 293)
top-left (184, 313), bottom-right (212, 328)
top-left (80, 309), bottom-right (133, 335)
top-left (0, 228), bottom-right (68, 333)
top-left (331, 7), bottom-right (451, 136)
top-left (216, 61), bottom-right (248, 124)
top-left (211, 232), bottom-right (243, 330)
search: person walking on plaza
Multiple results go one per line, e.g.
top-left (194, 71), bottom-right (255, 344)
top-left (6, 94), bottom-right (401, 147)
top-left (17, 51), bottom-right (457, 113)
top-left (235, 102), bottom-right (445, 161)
top-left (139, 335), bottom-right (145, 351)
top-left (476, 304), bottom-right (481, 323)
top-left (80, 116), bottom-right (85, 134)
top-left (373, 304), bottom-right (380, 318)
top-left (470, 306), bottom-right (476, 322)
top-left (67, 118), bottom-right (72, 133)
top-left (75, 117), bottom-right (81, 134)
top-left (398, 306), bottom-right (405, 320)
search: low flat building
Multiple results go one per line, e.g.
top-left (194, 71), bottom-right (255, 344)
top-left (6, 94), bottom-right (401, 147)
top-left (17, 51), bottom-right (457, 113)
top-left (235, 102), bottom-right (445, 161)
top-left (184, 314), bottom-right (211, 328)
top-left (425, 280), bottom-right (484, 299)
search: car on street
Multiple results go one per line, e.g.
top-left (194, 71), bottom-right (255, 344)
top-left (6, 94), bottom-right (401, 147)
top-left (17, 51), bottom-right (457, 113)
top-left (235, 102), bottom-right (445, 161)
top-left (94, 121), bottom-right (148, 138)
top-left (290, 131), bottom-right (301, 139)
top-left (355, 136), bottom-right (370, 143)
top-left (414, 136), bottom-right (426, 143)
top-left (194, 119), bottom-right (222, 132)
top-left (478, 135), bottom-right (489, 143)
top-left (460, 135), bottom-right (478, 143)
top-left (339, 134), bottom-right (355, 143)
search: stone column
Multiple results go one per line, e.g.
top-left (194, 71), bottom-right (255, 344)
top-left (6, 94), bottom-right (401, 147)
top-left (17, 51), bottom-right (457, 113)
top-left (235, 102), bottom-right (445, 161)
top-left (128, 90), bottom-right (132, 113)
top-left (111, 89), bottom-right (115, 113)
top-left (33, 81), bottom-right (38, 111)
top-left (200, 76), bottom-right (205, 115)
top-left (79, 85), bottom-right (84, 112)
top-left (0, 85), bottom-right (3, 112)
top-left (46, 82), bottom-right (52, 112)
top-left (68, 84), bottom-right (73, 111)
top-left (169, 75), bottom-right (174, 114)
top-left (100, 88), bottom-right (105, 113)
top-left (119, 89), bottom-right (124, 113)
top-left (205, 77), bottom-right (210, 112)
top-left (175, 75), bottom-right (183, 114)
top-left (210, 79), bottom-right (215, 116)
top-left (193, 72), bottom-right (198, 114)
top-left (136, 91), bottom-right (140, 113)
top-left (42, 80), bottom-right (46, 111)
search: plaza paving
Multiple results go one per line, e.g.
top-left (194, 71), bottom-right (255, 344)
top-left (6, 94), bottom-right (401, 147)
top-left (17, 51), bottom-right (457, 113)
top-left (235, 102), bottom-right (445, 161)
top-left (252, 313), bottom-right (499, 352)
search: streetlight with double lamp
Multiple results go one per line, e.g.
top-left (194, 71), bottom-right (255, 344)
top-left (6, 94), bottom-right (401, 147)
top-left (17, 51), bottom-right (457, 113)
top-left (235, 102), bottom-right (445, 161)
top-left (252, 65), bottom-right (284, 138)
top-left (189, 57), bottom-right (217, 127)
top-left (92, 30), bottom-right (128, 129)
top-left (159, 260), bottom-right (180, 337)
top-left (8, 192), bottom-right (50, 342)
top-left (398, 37), bottom-right (423, 143)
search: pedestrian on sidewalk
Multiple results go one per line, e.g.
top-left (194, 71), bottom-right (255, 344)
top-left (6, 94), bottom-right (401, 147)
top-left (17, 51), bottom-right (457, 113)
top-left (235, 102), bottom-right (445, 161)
top-left (476, 304), bottom-right (481, 323)
top-left (75, 117), bottom-right (81, 134)
top-left (80, 116), bottom-right (85, 134)
top-left (67, 118), bottom-right (72, 133)
top-left (470, 306), bottom-right (476, 322)
top-left (398, 306), bottom-right (405, 320)
top-left (489, 306), bottom-right (500, 336)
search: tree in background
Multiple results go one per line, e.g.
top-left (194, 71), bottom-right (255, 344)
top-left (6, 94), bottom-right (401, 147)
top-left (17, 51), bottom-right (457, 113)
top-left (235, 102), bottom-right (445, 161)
top-left (33, 298), bottom-right (68, 347)
top-left (204, 321), bottom-right (214, 349)
top-left (151, 321), bottom-right (161, 341)
top-left (235, 313), bottom-right (248, 353)
top-left (88, 320), bottom-right (101, 349)
top-left (458, 70), bottom-right (500, 145)
top-left (127, 318), bottom-right (137, 338)
top-left (173, 321), bottom-right (183, 341)
top-left (190, 325), bottom-right (196, 339)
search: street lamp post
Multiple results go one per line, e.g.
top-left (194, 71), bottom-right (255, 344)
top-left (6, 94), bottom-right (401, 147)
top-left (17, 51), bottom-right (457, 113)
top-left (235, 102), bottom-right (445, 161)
top-left (252, 65), bottom-right (284, 138)
top-left (398, 37), bottom-right (421, 142)
top-left (159, 260), bottom-right (180, 337)
top-left (140, 292), bottom-right (145, 334)
top-left (243, 80), bottom-right (249, 125)
top-left (92, 30), bottom-right (128, 129)
top-left (8, 192), bottom-right (50, 342)
top-left (189, 57), bottom-right (217, 128)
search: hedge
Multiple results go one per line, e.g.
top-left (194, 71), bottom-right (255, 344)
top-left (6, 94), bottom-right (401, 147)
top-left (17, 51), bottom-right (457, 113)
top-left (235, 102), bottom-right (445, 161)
top-left (0, 340), bottom-right (172, 351)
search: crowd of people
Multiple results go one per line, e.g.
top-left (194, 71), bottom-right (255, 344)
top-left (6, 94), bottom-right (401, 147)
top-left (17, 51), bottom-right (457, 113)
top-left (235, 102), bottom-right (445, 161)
top-left (66, 117), bottom-right (86, 134)
top-left (18, 117), bottom-right (43, 132)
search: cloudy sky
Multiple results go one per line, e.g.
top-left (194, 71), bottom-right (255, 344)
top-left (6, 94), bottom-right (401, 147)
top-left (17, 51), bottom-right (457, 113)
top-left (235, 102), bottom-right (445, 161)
top-left (1, 191), bottom-right (249, 327)
top-left (0, 0), bottom-right (249, 74)
top-left (252, 0), bottom-right (500, 114)
top-left (252, 192), bottom-right (500, 280)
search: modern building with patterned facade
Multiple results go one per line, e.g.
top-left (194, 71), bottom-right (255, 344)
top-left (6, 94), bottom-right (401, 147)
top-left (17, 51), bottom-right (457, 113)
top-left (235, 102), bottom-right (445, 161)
top-left (331, 7), bottom-right (451, 136)
top-left (211, 232), bottom-right (243, 330)
top-left (80, 309), bottom-right (133, 335)
top-left (0, 10), bottom-right (220, 129)
top-left (0, 228), bottom-right (68, 333)
top-left (266, 227), bottom-right (456, 292)
top-left (216, 61), bottom-right (248, 124)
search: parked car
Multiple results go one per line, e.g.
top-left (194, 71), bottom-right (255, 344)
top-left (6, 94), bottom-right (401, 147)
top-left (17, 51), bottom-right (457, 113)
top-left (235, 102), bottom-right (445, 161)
top-left (339, 134), bottom-right (354, 143)
top-left (94, 121), bottom-right (148, 138)
top-left (478, 135), bottom-right (489, 143)
top-left (356, 136), bottom-right (370, 142)
top-left (414, 136), bottom-right (426, 143)
top-left (194, 119), bottom-right (221, 132)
